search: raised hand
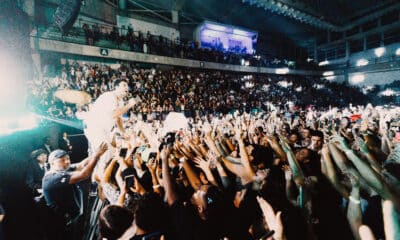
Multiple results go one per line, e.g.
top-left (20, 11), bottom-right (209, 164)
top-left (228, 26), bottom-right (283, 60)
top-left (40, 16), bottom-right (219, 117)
top-left (256, 196), bottom-right (284, 240)
top-left (282, 165), bottom-right (292, 181)
top-left (203, 122), bottom-right (212, 136)
top-left (234, 122), bottom-right (243, 140)
top-left (193, 157), bottom-right (211, 172)
top-left (330, 134), bottom-right (350, 151)
top-left (96, 142), bottom-right (108, 156)
top-left (160, 146), bottom-right (170, 163)
top-left (356, 136), bottom-right (369, 154)
top-left (146, 158), bottom-right (157, 173)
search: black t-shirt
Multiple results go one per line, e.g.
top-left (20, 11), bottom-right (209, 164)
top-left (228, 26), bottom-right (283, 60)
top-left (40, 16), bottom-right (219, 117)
top-left (42, 170), bottom-right (82, 221)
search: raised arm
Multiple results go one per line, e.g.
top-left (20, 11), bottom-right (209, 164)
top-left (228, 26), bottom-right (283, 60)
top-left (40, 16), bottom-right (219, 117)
top-left (347, 174), bottom-right (363, 240)
top-left (332, 136), bottom-right (400, 212)
top-left (69, 142), bottom-right (108, 184)
top-left (161, 147), bottom-right (178, 206)
top-left (280, 136), bottom-right (305, 186)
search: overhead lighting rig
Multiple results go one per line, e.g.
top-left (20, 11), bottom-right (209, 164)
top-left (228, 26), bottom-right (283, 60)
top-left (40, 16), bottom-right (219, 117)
top-left (242, 0), bottom-right (338, 31)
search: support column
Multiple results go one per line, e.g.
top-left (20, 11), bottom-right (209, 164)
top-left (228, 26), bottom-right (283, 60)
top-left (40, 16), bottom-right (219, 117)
top-left (171, 10), bottom-right (179, 24)
top-left (313, 41), bottom-right (318, 61)
top-left (363, 36), bottom-right (367, 51)
top-left (119, 0), bottom-right (127, 10)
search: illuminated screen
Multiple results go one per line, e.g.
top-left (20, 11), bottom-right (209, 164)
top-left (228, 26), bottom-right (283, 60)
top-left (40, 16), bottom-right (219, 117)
top-left (197, 22), bottom-right (258, 54)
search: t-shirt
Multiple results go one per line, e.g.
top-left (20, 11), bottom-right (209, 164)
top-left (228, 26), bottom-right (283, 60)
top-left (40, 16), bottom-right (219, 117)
top-left (42, 171), bottom-right (82, 222)
top-left (86, 91), bottom-right (119, 132)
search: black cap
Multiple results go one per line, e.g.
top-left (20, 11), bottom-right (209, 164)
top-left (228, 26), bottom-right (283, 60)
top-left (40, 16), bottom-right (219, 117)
top-left (31, 149), bottom-right (47, 160)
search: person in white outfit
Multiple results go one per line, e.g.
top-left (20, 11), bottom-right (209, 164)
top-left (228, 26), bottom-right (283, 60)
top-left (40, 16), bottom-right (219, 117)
top-left (83, 79), bottom-right (138, 179)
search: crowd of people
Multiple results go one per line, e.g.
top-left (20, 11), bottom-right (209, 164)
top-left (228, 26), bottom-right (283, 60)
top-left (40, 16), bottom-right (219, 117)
top-left (20, 59), bottom-right (400, 240)
top-left (28, 61), bottom-right (367, 121)
top-left (25, 86), bottom-right (400, 239)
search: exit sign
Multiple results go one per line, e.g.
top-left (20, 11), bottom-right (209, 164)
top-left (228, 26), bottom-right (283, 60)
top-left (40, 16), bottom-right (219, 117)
top-left (100, 48), bottom-right (109, 56)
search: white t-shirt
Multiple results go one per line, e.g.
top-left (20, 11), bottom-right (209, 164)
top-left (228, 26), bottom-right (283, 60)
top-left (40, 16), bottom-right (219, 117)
top-left (87, 91), bottom-right (119, 132)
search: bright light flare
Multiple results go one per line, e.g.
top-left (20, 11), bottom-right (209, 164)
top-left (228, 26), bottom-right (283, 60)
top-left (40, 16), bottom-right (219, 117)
top-left (380, 89), bottom-right (397, 96)
top-left (0, 113), bottom-right (38, 136)
top-left (356, 59), bottom-right (369, 67)
top-left (323, 71), bottom-right (334, 76)
top-left (396, 48), bottom-right (400, 56)
top-left (350, 74), bottom-right (365, 84)
top-left (374, 47), bottom-right (385, 57)
top-left (162, 112), bottom-right (188, 135)
top-left (275, 68), bottom-right (290, 74)
top-left (318, 60), bottom-right (329, 66)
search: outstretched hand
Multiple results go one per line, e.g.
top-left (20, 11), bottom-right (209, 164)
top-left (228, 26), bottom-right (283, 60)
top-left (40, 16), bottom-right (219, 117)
top-left (330, 134), bottom-right (350, 150)
top-left (193, 157), bottom-right (211, 172)
top-left (96, 142), bottom-right (108, 156)
top-left (257, 196), bottom-right (284, 240)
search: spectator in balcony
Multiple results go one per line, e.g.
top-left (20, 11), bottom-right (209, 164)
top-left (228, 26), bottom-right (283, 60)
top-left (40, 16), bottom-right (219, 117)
top-left (82, 24), bottom-right (94, 46)
top-left (92, 23), bottom-right (100, 42)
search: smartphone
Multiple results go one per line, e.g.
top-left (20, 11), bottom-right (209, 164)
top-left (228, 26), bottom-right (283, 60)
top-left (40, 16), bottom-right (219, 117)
top-left (119, 148), bottom-right (128, 158)
top-left (124, 174), bottom-right (135, 190)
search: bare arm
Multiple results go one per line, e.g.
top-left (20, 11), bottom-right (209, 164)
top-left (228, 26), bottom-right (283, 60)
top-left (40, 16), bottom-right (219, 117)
top-left (333, 136), bottom-right (400, 212)
top-left (69, 142), bottom-right (108, 184)
top-left (280, 137), bottom-right (305, 186)
top-left (112, 99), bottom-right (136, 119)
top-left (161, 147), bottom-right (178, 206)
top-left (382, 200), bottom-right (400, 240)
top-left (102, 158), bottom-right (118, 183)
top-left (347, 176), bottom-right (362, 240)
top-left (321, 145), bottom-right (349, 199)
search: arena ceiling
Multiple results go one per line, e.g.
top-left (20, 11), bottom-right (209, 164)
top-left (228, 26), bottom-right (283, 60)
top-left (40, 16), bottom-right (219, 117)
top-left (126, 0), bottom-right (399, 46)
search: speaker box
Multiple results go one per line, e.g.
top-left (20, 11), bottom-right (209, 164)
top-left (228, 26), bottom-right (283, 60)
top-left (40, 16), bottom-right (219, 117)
top-left (53, 0), bottom-right (82, 34)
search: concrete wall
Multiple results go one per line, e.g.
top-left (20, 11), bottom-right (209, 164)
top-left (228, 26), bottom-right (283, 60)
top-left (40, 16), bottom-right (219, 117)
top-left (348, 69), bottom-right (400, 86)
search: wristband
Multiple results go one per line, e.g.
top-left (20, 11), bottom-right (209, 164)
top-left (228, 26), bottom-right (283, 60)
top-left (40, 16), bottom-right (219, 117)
top-left (349, 196), bottom-right (361, 204)
top-left (345, 149), bottom-right (353, 155)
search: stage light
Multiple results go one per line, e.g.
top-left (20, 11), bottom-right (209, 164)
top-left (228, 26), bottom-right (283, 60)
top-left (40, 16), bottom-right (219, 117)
top-left (350, 74), bottom-right (365, 84)
top-left (318, 60), bottom-right (329, 66)
top-left (380, 89), bottom-right (397, 96)
top-left (374, 47), bottom-right (385, 57)
top-left (0, 113), bottom-right (38, 136)
top-left (322, 71), bottom-right (334, 76)
top-left (162, 112), bottom-right (188, 135)
top-left (275, 68), bottom-right (289, 74)
top-left (356, 59), bottom-right (369, 67)
top-left (325, 76), bottom-right (336, 81)
top-left (396, 48), bottom-right (400, 56)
